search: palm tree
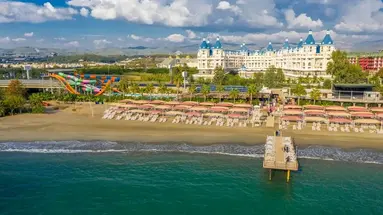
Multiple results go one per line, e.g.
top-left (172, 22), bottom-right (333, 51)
top-left (229, 89), bottom-right (240, 103)
top-left (188, 84), bottom-right (196, 101)
top-left (201, 84), bottom-right (210, 102)
top-left (145, 83), bottom-right (154, 100)
top-left (247, 84), bottom-right (257, 105)
top-left (158, 84), bottom-right (168, 95)
top-left (130, 83), bottom-right (140, 97)
top-left (310, 88), bottom-right (321, 105)
top-left (118, 76), bottom-right (130, 98)
top-left (216, 85), bottom-right (224, 102)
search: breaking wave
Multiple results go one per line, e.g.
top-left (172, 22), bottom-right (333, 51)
top-left (0, 141), bottom-right (382, 164)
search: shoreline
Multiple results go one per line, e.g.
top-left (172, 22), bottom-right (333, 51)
top-left (0, 104), bottom-right (383, 151)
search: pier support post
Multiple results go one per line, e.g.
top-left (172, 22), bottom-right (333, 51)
top-left (286, 170), bottom-right (290, 183)
top-left (269, 169), bottom-right (272, 181)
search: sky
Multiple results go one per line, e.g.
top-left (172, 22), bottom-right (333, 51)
top-left (0, 0), bottom-right (383, 51)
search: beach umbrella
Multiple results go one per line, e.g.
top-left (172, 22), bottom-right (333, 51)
top-left (283, 110), bottom-right (303, 115)
top-left (190, 106), bottom-right (209, 111)
top-left (173, 105), bottom-right (192, 110)
top-left (233, 104), bottom-right (253, 108)
top-left (210, 107), bottom-right (229, 112)
top-left (150, 100), bottom-right (165, 105)
top-left (304, 116), bottom-right (328, 123)
top-left (186, 112), bottom-right (202, 117)
top-left (371, 107), bottom-right (383, 113)
top-left (303, 105), bottom-right (324, 110)
top-left (155, 105), bottom-right (172, 110)
top-left (280, 116), bottom-right (303, 121)
top-left (284, 105), bottom-right (302, 109)
top-left (138, 104), bottom-right (155, 109)
top-left (132, 100), bottom-right (149, 104)
top-left (350, 112), bottom-right (375, 118)
top-left (325, 106), bottom-right (346, 111)
top-left (304, 110), bottom-right (326, 115)
top-left (204, 113), bottom-right (224, 118)
top-left (229, 108), bottom-right (250, 113)
top-left (327, 111), bottom-right (350, 117)
top-left (119, 104), bottom-right (138, 109)
top-left (348, 106), bottom-right (368, 112)
top-left (227, 113), bottom-right (246, 119)
top-left (376, 113), bottom-right (383, 119)
top-left (200, 102), bottom-right (215, 106)
top-left (181, 101), bottom-right (199, 106)
top-left (354, 119), bottom-right (381, 124)
top-left (216, 102), bottom-right (234, 107)
top-left (328, 118), bottom-right (352, 124)
top-left (165, 111), bottom-right (185, 116)
top-left (149, 110), bottom-right (162, 115)
top-left (165, 101), bottom-right (181, 106)
top-left (119, 99), bottom-right (135, 103)
top-left (129, 109), bottom-right (147, 114)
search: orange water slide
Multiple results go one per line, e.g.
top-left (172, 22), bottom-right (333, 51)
top-left (50, 74), bottom-right (80, 95)
top-left (94, 80), bottom-right (112, 96)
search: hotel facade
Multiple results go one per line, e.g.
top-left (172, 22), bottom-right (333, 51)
top-left (194, 30), bottom-right (335, 79)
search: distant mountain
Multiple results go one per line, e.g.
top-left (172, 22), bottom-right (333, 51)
top-left (127, 46), bottom-right (153, 50)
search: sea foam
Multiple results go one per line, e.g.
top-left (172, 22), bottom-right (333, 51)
top-left (0, 141), bottom-right (382, 164)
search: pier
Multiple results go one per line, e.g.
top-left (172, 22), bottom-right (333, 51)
top-left (263, 133), bottom-right (299, 182)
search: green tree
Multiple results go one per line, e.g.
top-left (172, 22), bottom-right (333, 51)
top-left (216, 85), bottom-right (225, 102)
top-left (247, 84), bottom-right (257, 105)
top-left (29, 93), bottom-right (45, 113)
top-left (3, 95), bottom-right (25, 115)
top-left (130, 83), bottom-right (140, 95)
top-left (201, 84), bottom-right (210, 102)
top-left (118, 76), bottom-right (130, 97)
top-left (158, 84), bottom-right (168, 95)
top-left (323, 79), bottom-right (332, 89)
top-left (145, 83), bottom-right (154, 100)
top-left (292, 83), bottom-right (306, 105)
top-left (188, 84), bottom-right (196, 101)
top-left (264, 66), bottom-right (276, 88)
top-left (253, 73), bottom-right (264, 87)
top-left (229, 89), bottom-right (240, 103)
top-left (275, 68), bottom-right (285, 87)
top-left (327, 50), bottom-right (366, 84)
top-left (310, 88), bottom-right (321, 105)
top-left (212, 67), bottom-right (225, 85)
top-left (6, 79), bottom-right (25, 97)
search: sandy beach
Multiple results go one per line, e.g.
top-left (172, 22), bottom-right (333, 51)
top-left (0, 103), bottom-right (382, 150)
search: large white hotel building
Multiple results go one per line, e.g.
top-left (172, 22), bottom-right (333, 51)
top-left (194, 30), bottom-right (335, 79)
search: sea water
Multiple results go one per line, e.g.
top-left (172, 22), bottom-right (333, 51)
top-left (0, 141), bottom-right (382, 215)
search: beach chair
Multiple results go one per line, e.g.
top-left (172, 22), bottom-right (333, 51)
top-left (340, 127), bottom-right (345, 132)
top-left (292, 125), bottom-right (297, 130)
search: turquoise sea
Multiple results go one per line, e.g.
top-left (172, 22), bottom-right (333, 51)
top-left (0, 141), bottom-right (382, 215)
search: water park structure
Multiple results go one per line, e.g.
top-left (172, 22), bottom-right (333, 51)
top-left (49, 72), bottom-right (121, 96)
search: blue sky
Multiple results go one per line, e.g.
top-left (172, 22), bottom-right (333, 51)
top-left (0, 0), bottom-right (383, 51)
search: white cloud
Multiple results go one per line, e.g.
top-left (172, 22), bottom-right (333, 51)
top-left (65, 41), bottom-right (80, 47)
top-left (284, 9), bottom-right (323, 30)
top-left (24, 32), bottom-right (34, 37)
top-left (12, 38), bottom-right (26, 42)
top-left (128, 34), bottom-right (153, 42)
top-left (0, 37), bottom-right (10, 43)
top-left (185, 30), bottom-right (197, 39)
top-left (216, 1), bottom-right (241, 14)
top-left (36, 39), bottom-right (44, 43)
top-left (54, 37), bottom-right (66, 41)
top-left (117, 37), bottom-right (124, 42)
top-left (0, 1), bottom-right (78, 23)
top-left (165, 34), bottom-right (185, 43)
top-left (68, 0), bottom-right (213, 27)
top-left (93, 39), bottom-right (111, 48)
top-left (334, 0), bottom-right (383, 33)
top-left (80, 8), bottom-right (89, 17)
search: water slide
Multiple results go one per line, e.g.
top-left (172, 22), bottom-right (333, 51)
top-left (49, 73), bottom-right (109, 96)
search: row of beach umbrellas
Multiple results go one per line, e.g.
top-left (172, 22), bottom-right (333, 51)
top-left (284, 105), bottom-right (383, 113)
top-left (119, 99), bottom-right (254, 108)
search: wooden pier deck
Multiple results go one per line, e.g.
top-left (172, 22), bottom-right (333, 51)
top-left (263, 135), bottom-right (299, 182)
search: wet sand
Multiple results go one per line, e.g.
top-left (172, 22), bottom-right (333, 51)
top-left (0, 103), bottom-right (382, 150)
